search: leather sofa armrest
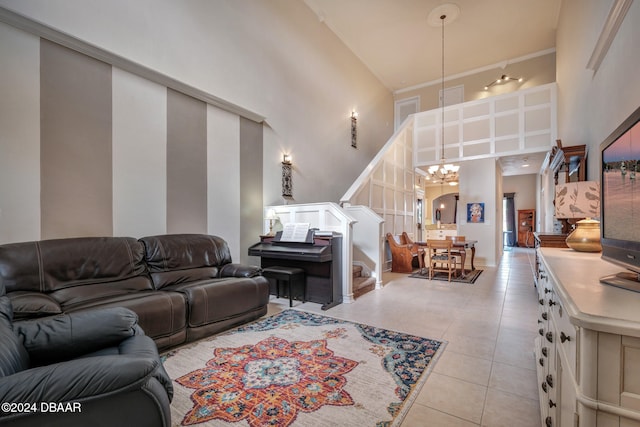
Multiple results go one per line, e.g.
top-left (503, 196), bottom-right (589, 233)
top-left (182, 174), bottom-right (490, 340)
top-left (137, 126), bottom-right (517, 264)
top-left (14, 307), bottom-right (140, 366)
top-left (118, 335), bottom-right (174, 400)
top-left (0, 352), bottom-right (161, 408)
top-left (219, 263), bottom-right (262, 278)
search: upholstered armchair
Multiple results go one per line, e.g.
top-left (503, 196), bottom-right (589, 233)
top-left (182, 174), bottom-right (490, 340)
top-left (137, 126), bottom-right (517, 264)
top-left (386, 233), bottom-right (420, 273)
top-left (0, 285), bottom-right (173, 427)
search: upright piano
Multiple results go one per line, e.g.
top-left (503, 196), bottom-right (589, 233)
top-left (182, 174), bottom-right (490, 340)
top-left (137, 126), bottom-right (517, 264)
top-left (248, 231), bottom-right (342, 310)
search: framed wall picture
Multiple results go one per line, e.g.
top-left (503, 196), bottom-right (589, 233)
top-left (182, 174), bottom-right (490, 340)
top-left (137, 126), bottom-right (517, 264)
top-left (467, 202), bottom-right (485, 223)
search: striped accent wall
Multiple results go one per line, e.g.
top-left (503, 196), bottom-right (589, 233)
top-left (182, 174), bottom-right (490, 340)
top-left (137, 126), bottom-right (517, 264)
top-left (40, 39), bottom-right (113, 239)
top-left (0, 22), bottom-right (263, 262)
top-left (166, 89), bottom-right (208, 234)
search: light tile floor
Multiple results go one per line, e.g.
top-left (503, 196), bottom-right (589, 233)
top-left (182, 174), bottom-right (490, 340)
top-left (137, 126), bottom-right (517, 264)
top-left (268, 247), bottom-right (541, 427)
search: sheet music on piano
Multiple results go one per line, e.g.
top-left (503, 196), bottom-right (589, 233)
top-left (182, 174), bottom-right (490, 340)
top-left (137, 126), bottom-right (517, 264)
top-left (279, 223), bottom-right (311, 242)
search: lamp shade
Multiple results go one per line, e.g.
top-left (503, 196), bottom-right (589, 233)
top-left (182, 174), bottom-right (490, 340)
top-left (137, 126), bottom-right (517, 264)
top-left (555, 181), bottom-right (600, 219)
top-left (554, 181), bottom-right (602, 252)
top-left (265, 209), bottom-right (278, 220)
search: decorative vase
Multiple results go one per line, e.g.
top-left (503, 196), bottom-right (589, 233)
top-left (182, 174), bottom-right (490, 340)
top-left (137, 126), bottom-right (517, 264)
top-left (565, 218), bottom-right (602, 252)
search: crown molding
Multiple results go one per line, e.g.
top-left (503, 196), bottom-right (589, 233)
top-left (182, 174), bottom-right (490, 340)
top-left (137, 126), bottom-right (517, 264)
top-left (586, 0), bottom-right (633, 73)
top-left (394, 48), bottom-right (556, 95)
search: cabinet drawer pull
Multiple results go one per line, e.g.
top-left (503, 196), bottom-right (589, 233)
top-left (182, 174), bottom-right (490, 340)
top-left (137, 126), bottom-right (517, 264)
top-left (539, 298), bottom-right (544, 306)
top-left (560, 332), bottom-right (571, 343)
top-left (548, 300), bottom-right (556, 307)
top-left (539, 328), bottom-right (544, 336)
top-left (542, 382), bottom-right (548, 393)
top-left (546, 331), bottom-right (553, 343)
top-left (541, 347), bottom-right (548, 357)
top-left (541, 312), bottom-right (548, 320)
top-left (546, 374), bottom-right (554, 388)
top-left (544, 287), bottom-right (551, 293)
top-left (549, 400), bottom-right (557, 408)
top-left (539, 357), bottom-right (545, 367)
top-left (546, 416), bottom-right (553, 427)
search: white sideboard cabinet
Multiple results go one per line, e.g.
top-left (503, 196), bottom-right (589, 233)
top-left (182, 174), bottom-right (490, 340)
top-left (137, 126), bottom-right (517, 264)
top-left (425, 229), bottom-right (457, 240)
top-left (535, 248), bottom-right (640, 427)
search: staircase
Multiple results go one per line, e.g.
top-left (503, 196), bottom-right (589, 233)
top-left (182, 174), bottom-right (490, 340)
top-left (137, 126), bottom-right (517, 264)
top-left (352, 264), bottom-right (376, 298)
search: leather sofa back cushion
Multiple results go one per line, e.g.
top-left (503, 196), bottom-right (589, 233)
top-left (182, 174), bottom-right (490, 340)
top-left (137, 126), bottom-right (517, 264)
top-left (140, 234), bottom-right (232, 289)
top-left (0, 237), bottom-right (155, 311)
top-left (0, 237), bottom-right (150, 294)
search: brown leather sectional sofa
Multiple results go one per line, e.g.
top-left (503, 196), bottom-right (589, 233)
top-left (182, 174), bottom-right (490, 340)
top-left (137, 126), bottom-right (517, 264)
top-left (0, 233), bottom-right (270, 351)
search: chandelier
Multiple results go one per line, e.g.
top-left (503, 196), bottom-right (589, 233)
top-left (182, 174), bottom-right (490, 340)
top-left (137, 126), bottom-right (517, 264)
top-left (427, 163), bottom-right (460, 185)
top-left (425, 7), bottom-right (460, 186)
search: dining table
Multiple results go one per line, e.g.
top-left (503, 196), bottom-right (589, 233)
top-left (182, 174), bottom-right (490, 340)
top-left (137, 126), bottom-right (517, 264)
top-left (417, 239), bottom-right (477, 278)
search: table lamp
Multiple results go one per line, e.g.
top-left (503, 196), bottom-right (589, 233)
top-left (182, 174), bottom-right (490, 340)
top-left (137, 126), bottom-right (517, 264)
top-left (265, 209), bottom-right (278, 236)
top-left (554, 181), bottom-right (601, 252)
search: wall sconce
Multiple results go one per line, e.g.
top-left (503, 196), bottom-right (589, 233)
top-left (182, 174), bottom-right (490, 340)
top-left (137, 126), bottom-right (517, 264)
top-left (483, 74), bottom-right (524, 90)
top-left (351, 111), bottom-right (358, 148)
top-left (281, 154), bottom-right (293, 199)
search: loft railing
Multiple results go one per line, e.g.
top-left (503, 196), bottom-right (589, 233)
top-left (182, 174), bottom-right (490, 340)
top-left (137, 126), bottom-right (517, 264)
top-left (340, 83), bottom-right (557, 274)
top-left (341, 83), bottom-right (557, 208)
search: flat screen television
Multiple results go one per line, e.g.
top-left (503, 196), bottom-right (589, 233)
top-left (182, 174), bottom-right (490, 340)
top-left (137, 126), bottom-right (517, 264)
top-left (600, 105), bottom-right (640, 291)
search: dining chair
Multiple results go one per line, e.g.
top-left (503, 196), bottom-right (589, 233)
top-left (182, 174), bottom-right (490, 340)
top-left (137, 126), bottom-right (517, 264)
top-left (446, 235), bottom-right (466, 276)
top-left (426, 239), bottom-right (457, 281)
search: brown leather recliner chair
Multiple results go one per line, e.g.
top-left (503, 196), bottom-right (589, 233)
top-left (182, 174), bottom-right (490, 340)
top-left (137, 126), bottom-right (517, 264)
top-left (0, 283), bottom-right (173, 427)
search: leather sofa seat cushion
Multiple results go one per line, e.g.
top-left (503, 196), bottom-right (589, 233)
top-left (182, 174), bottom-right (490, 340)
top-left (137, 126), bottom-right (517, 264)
top-left (51, 276), bottom-right (154, 309)
top-left (140, 234), bottom-right (232, 289)
top-left (7, 291), bottom-right (62, 320)
top-left (164, 277), bottom-right (269, 327)
top-left (148, 267), bottom-right (219, 290)
top-left (66, 291), bottom-right (186, 341)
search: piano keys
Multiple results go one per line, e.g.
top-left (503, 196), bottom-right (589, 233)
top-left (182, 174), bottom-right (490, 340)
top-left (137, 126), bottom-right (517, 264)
top-left (248, 232), bottom-right (342, 310)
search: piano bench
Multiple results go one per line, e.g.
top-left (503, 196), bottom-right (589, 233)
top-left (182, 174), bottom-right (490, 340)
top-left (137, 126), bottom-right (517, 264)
top-left (262, 266), bottom-right (305, 307)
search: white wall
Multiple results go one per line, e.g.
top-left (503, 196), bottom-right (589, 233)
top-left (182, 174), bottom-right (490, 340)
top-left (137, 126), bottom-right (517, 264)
top-left (503, 174), bottom-right (537, 213)
top-left (112, 69), bottom-right (167, 237)
top-left (557, 0), bottom-right (640, 181)
top-left (0, 1), bottom-right (393, 247)
top-left (0, 22), bottom-right (40, 243)
top-left (0, 0), bottom-right (393, 209)
top-left (457, 157), bottom-right (498, 267)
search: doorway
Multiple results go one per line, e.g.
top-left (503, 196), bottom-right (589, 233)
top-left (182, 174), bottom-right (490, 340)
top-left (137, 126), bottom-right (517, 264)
top-left (503, 193), bottom-right (516, 250)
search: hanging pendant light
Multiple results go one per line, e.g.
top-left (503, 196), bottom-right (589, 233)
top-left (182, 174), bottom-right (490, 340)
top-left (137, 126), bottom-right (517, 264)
top-left (426, 5), bottom-right (460, 186)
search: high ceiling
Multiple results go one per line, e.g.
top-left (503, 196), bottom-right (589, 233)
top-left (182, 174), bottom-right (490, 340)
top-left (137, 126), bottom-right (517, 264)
top-left (304, 0), bottom-right (561, 92)
top-left (303, 0), bottom-right (562, 176)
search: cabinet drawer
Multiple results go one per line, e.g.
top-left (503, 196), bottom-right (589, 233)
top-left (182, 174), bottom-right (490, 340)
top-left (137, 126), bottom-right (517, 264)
top-left (426, 230), bottom-right (456, 240)
top-left (550, 296), bottom-right (577, 378)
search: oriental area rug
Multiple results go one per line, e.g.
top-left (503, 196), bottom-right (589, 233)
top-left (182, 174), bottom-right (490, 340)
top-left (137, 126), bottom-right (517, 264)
top-left (409, 269), bottom-right (483, 284)
top-left (162, 309), bottom-right (444, 427)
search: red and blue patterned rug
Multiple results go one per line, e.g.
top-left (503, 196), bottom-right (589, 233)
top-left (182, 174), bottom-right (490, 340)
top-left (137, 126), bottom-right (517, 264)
top-left (163, 309), bottom-right (444, 426)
